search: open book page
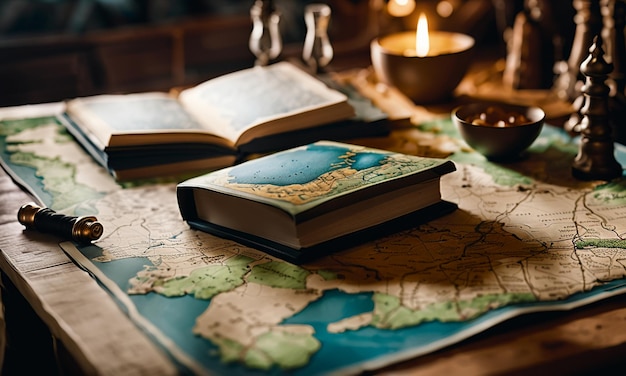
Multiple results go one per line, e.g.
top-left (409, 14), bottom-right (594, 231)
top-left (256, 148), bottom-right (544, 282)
top-left (65, 92), bottom-right (234, 149)
top-left (178, 61), bottom-right (353, 147)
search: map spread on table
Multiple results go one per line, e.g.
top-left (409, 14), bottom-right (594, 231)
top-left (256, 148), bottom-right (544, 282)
top-left (1, 114), bottom-right (626, 375)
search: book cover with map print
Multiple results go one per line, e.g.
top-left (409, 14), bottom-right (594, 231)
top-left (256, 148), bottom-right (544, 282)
top-left (177, 141), bottom-right (457, 263)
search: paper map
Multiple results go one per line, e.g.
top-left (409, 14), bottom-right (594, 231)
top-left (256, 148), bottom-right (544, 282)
top-left (1, 113), bottom-right (626, 375)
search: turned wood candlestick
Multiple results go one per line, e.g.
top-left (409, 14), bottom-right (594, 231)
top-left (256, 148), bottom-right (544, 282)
top-left (571, 35), bottom-right (623, 181)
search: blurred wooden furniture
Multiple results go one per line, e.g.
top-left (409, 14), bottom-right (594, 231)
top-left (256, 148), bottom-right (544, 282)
top-left (0, 0), bottom-right (380, 108)
top-left (0, 14), bottom-right (255, 107)
top-left (0, 0), bottom-right (499, 108)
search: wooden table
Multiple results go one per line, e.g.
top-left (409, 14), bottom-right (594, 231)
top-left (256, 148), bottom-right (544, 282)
top-left (2, 152), bottom-right (626, 376)
top-left (1, 62), bottom-right (626, 373)
top-left (0, 168), bottom-right (178, 375)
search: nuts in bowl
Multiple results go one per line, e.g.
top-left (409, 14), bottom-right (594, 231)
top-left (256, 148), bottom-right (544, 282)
top-left (452, 103), bottom-right (545, 161)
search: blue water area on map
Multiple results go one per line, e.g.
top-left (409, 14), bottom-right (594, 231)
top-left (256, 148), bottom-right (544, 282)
top-left (85, 252), bottom-right (422, 375)
top-left (79, 244), bottom-right (626, 376)
top-left (85, 255), bottom-right (216, 374)
top-left (0, 137), bottom-right (54, 205)
top-left (229, 144), bottom-right (387, 186)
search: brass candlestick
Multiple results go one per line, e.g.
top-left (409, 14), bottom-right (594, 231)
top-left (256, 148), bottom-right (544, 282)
top-left (571, 35), bottom-right (623, 181)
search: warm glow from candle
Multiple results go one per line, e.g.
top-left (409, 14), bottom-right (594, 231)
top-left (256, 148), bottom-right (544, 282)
top-left (415, 13), bottom-right (430, 57)
top-left (387, 0), bottom-right (416, 17)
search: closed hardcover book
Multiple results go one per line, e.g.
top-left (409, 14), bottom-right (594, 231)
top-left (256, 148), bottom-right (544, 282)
top-left (177, 141), bottom-right (457, 263)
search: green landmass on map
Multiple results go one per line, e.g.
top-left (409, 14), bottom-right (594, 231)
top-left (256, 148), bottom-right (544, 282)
top-left (153, 255), bottom-right (254, 299)
top-left (212, 330), bottom-right (320, 371)
top-left (10, 151), bottom-right (105, 210)
top-left (0, 116), bottom-right (59, 137)
top-left (1, 116), bottom-right (107, 210)
top-left (592, 179), bottom-right (626, 203)
top-left (371, 292), bottom-right (537, 329)
top-left (575, 239), bottom-right (626, 249)
top-left (247, 261), bottom-right (312, 289)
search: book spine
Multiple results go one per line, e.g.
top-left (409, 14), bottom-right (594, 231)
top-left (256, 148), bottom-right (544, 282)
top-left (176, 187), bottom-right (197, 222)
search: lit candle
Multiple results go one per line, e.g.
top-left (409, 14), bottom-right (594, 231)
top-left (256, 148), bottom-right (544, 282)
top-left (378, 13), bottom-right (473, 58)
top-left (415, 13), bottom-right (429, 57)
top-left (370, 13), bottom-right (475, 103)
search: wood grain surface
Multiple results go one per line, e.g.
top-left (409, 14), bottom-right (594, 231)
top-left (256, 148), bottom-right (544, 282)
top-left (0, 169), bottom-right (177, 375)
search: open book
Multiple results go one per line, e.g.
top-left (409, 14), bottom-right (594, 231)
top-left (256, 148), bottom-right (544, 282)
top-left (177, 141), bottom-right (457, 263)
top-left (60, 61), bottom-right (390, 180)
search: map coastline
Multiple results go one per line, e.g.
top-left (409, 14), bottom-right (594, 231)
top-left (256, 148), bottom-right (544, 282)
top-left (2, 112), bottom-right (626, 375)
top-left (56, 243), bottom-right (626, 376)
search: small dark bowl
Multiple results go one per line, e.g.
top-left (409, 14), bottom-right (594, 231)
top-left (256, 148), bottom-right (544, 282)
top-left (452, 103), bottom-right (545, 161)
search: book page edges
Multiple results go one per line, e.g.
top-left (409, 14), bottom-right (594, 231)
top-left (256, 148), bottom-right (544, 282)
top-left (183, 200), bottom-right (458, 264)
top-left (180, 177), bottom-right (444, 250)
top-left (105, 131), bottom-right (235, 149)
top-left (112, 155), bottom-right (236, 181)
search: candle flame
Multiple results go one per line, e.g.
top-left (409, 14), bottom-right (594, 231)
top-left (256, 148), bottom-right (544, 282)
top-left (416, 13), bottom-right (430, 57)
